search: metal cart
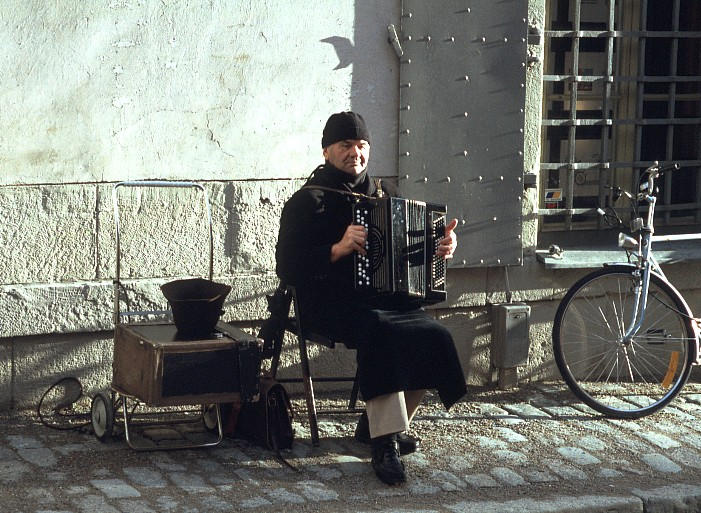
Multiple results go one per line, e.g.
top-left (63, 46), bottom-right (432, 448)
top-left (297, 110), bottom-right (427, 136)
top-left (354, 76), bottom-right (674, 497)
top-left (91, 181), bottom-right (261, 451)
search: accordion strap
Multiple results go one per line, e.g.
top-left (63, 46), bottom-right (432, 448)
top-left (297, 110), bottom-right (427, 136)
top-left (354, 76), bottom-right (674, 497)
top-left (301, 184), bottom-right (375, 200)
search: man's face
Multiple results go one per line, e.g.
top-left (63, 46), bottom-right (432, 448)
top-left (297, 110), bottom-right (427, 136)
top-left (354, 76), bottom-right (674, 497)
top-left (323, 139), bottom-right (370, 176)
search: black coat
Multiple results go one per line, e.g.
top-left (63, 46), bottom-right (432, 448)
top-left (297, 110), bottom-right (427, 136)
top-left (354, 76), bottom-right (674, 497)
top-left (275, 164), bottom-right (467, 409)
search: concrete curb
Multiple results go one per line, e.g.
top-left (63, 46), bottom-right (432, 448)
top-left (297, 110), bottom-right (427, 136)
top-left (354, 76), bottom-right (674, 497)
top-left (633, 483), bottom-right (701, 512)
top-left (444, 495), bottom-right (642, 513)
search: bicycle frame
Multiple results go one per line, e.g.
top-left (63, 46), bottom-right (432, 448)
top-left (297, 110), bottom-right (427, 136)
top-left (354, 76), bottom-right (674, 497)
top-left (616, 164), bottom-right (701, 364)
top-left (620, 178), bottom-right (656, 343)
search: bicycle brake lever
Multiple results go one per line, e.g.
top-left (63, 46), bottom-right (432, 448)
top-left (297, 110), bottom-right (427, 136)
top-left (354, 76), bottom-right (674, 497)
top-left (604, 185), bottom-right (623, 202)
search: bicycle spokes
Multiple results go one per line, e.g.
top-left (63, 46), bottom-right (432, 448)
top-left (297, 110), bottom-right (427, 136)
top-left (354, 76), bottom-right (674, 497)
top-left (554, 267), bottom-right (693, 417)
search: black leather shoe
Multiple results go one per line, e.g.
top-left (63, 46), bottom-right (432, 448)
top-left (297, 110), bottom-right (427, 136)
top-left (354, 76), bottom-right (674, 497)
top-left (371, 434), bottom-right (406, 485)
top-left (355, 412), bottom-right (419, 455)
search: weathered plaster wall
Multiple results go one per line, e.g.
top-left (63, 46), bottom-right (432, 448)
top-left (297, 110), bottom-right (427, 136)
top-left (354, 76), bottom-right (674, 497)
top-left (2, 0), bottom-right (398, 185)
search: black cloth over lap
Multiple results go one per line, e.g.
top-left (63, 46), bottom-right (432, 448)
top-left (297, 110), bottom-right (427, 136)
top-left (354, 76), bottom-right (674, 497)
top-left (307, 302), bottom-right (466, 409)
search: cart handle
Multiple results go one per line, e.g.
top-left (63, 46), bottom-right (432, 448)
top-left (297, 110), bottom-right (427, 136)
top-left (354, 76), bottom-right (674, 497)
top-left (112, 181), bottom-right (214, 325)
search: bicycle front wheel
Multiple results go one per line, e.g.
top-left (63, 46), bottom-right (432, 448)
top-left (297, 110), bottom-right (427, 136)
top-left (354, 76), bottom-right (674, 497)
top-left (553, 265), bottom-right (695, 418)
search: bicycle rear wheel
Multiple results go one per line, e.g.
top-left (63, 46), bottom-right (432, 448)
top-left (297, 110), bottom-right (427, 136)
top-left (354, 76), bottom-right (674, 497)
top-left (553, 265), bottom-right (695, 418)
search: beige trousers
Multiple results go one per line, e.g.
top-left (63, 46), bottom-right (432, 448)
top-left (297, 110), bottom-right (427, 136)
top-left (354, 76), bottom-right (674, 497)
top-left (365, 390), bottom-right (426, 439)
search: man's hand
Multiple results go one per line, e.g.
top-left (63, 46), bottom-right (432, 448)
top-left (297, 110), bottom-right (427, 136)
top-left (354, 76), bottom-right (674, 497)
top-left (331, 224), bottom-right (367, 263)
top-left (436, 218), bottom-right (458, 259)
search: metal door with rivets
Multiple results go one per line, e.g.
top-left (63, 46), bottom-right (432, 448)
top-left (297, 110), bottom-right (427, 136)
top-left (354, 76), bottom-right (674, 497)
top-left (397, 0), bottom-right (528, 268)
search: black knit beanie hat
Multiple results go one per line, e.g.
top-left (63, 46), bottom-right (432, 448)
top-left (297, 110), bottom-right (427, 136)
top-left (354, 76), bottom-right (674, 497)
top-left (321, 111), bottom-right (371, 148)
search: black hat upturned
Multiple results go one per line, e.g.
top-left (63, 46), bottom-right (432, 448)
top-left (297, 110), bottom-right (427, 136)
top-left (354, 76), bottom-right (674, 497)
top-left (321, 111), bottom-right (371, 148)
top-left (160, 278), bottom-right (231, 339)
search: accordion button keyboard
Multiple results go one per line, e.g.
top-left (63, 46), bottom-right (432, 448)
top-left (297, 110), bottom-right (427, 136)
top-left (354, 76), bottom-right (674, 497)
top-left (355, 208), bottom-right (371, 286)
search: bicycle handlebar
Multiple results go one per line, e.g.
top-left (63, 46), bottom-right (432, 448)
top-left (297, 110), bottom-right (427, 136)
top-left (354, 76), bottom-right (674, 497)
top-left (640, 161), bottom-right (681, 197)
top-left (645, 161), bottom-right (680, 175)
top-left (601, 161), bottom-right (680, 210)
top-left (600, 161), bottom-right (681, 231)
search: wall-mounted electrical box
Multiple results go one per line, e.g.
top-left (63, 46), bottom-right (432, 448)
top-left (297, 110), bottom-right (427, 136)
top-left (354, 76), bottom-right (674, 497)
top-left (491, 303), bottom-right (531, 369)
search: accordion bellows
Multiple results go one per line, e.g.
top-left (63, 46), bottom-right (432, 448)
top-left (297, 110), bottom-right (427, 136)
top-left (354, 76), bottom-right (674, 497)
top-left (353, 197), bottom-right (447, 305)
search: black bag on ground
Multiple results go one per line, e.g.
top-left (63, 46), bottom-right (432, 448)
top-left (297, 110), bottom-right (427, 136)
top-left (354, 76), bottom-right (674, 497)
top-left (234, 376), bottom-right (295, 461)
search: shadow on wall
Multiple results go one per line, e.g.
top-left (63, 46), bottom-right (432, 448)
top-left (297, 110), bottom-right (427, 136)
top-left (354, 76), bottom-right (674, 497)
top-left (435, 308), bottom-right (493, 386)
top-left (520, 300), bottom-right (567, 383)
top-left (3, 333), bottom-right (114, 411)
top-left (319, 2), bottom-right (400, 177)
top-left (461, 309), bottom-right (494, 385)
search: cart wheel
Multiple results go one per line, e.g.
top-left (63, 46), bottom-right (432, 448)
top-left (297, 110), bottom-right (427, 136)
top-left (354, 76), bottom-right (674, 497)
top-left (91, 392), bottom-right (114, 442)
top-left (203, 404), bottom-right (219, 432)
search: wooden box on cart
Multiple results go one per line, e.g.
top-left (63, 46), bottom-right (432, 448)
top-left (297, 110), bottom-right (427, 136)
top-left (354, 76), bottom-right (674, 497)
top-left (112, 321), bottom-right (262, 407)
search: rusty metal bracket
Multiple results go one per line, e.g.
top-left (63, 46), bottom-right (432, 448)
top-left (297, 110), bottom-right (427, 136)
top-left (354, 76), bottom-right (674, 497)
top-left (387, 24), bottom-right (404, 58)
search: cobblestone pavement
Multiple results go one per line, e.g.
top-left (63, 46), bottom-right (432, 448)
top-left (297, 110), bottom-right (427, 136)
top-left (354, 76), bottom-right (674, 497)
top-left (2, 382), bottom-right (701, 513)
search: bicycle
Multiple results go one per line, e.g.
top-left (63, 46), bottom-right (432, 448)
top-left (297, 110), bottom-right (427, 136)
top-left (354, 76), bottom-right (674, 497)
top-left (552, 161), bottom-right (701, 418)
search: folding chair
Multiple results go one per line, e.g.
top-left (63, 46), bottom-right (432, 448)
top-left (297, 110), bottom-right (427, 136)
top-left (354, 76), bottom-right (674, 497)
top-left (260, 284), bottom-right (361, 446)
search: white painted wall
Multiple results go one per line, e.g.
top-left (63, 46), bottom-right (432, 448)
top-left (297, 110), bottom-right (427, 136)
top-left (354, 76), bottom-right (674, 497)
top-left (1, 0), bottom-right (399, 185)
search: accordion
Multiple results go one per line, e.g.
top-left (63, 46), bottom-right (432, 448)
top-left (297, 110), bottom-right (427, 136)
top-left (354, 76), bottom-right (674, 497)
top-left (353, 196), bottom-right (447, 305)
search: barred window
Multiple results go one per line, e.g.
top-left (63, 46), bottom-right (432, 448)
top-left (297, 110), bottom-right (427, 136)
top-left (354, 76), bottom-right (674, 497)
top-left (539, 0), bottom-right (701, 233)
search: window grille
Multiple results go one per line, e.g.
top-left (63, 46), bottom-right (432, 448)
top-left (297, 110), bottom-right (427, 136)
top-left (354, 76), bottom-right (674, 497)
top-left (539, 0), bottom-right (701, 232)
